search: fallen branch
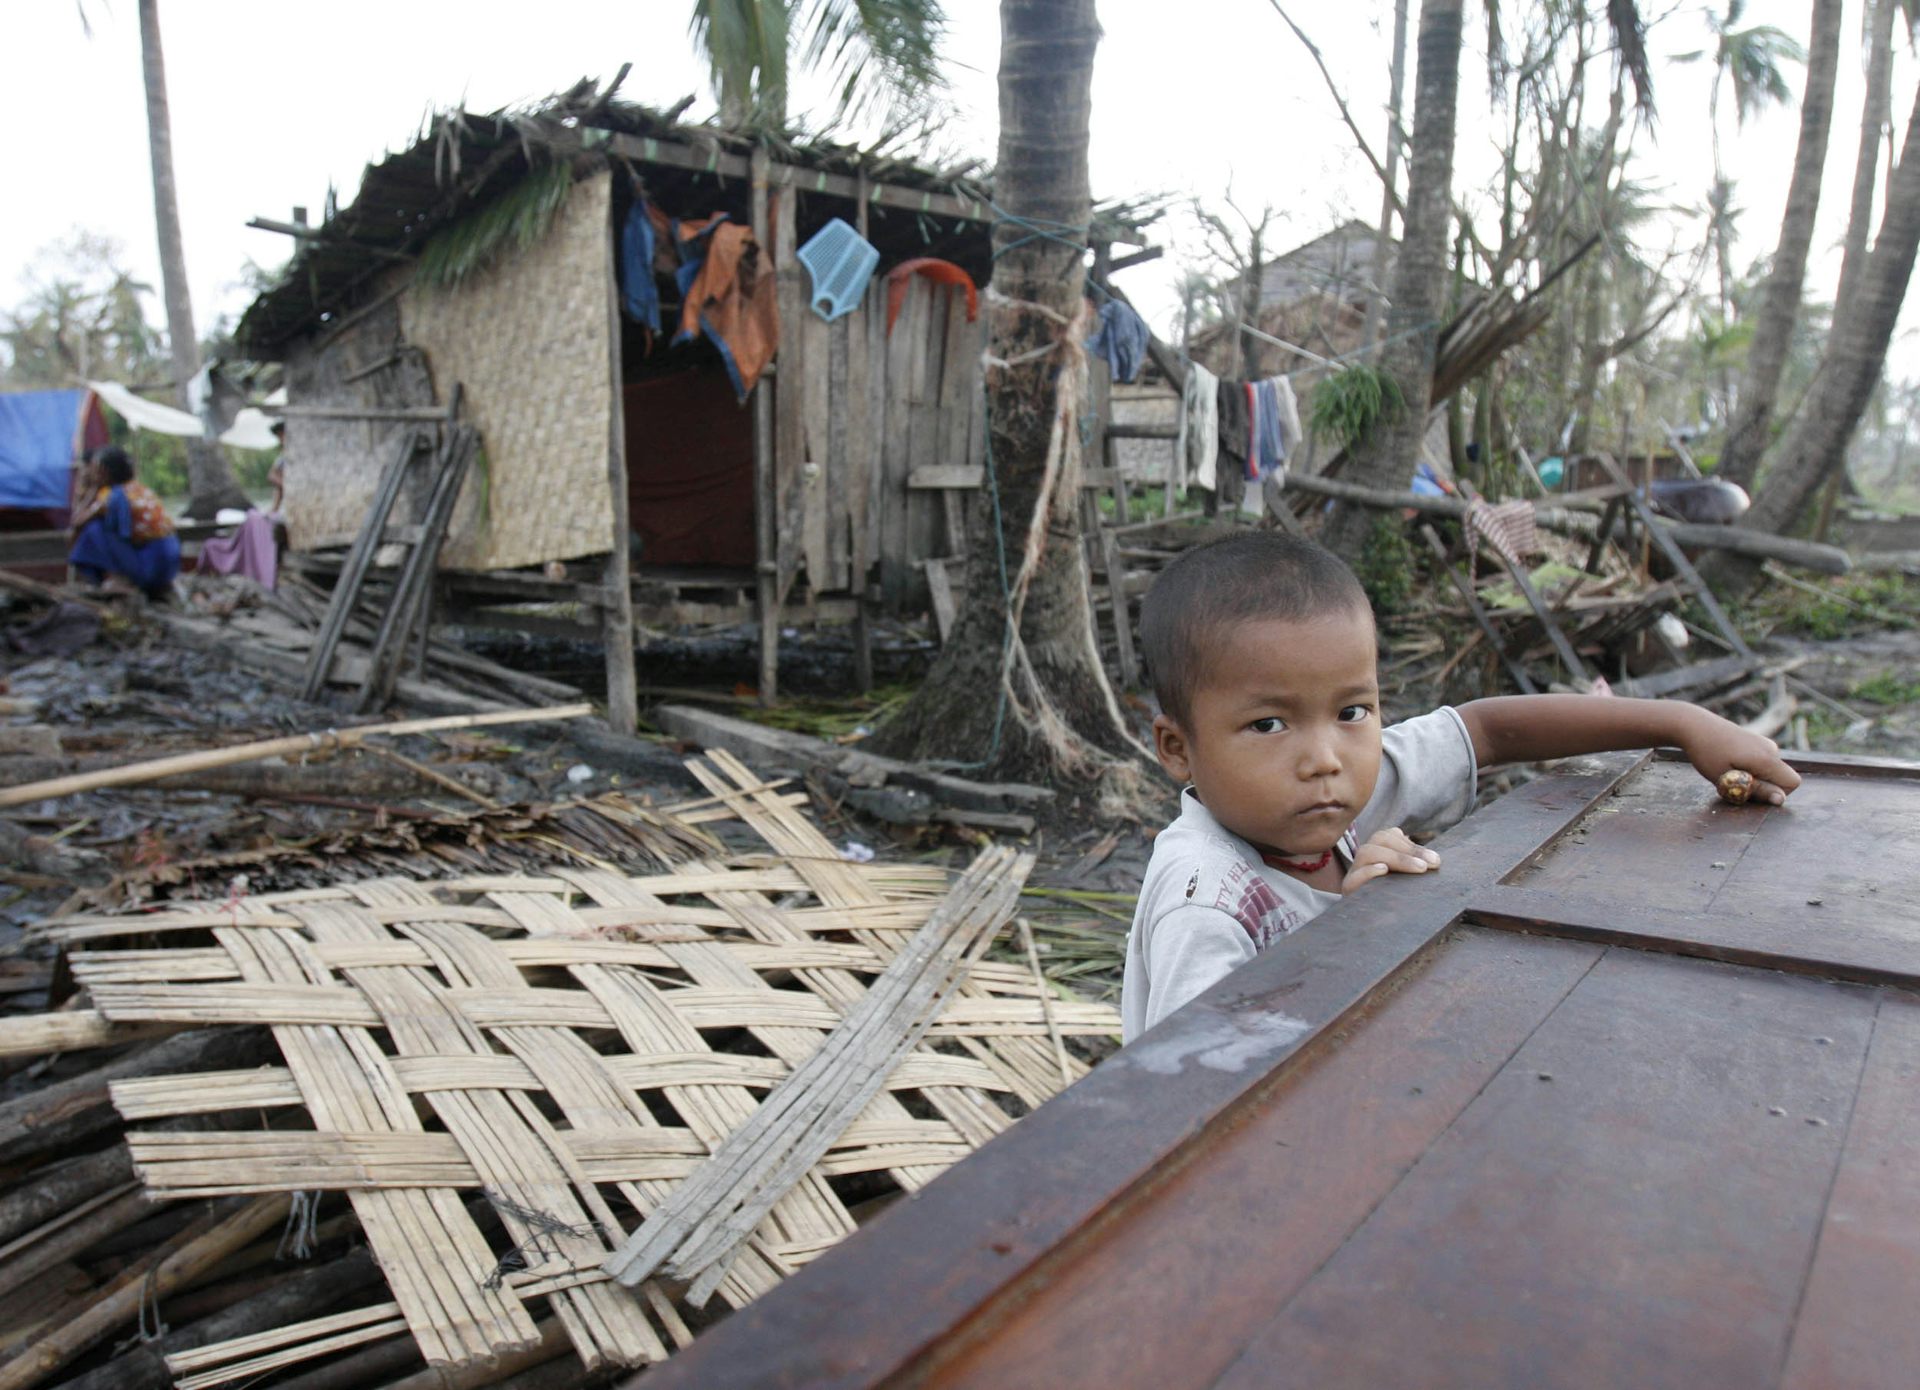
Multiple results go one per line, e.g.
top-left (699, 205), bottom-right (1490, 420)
top-left (1277, 473), bottom-right (1853, 575)
top-left (0, 703), bottom-right (591, 809)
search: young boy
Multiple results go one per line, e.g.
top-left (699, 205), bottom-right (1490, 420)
top-left (1121, 532), bottom-right (1799, 1041)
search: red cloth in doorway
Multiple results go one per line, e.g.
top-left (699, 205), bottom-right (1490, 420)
top-left (623, 367), bottom-right (756, 569)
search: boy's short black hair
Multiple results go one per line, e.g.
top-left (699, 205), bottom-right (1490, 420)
top-left (96, 446), bottom-right (135, 486)
top-left (1140, 531), bottom-right (1370, 727)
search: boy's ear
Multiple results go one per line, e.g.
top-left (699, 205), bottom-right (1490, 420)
top-left (1152, 714), bottom-right (1192, 783)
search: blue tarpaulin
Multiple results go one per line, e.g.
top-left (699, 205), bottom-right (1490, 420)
top-left (0, 390), bottom-right (83, 509)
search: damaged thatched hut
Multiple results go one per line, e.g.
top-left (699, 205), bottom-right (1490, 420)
top-left (236, 83), bottom-right (1150, 731)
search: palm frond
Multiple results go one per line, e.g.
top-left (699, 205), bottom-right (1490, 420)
top-left (1607, 0), bottom-right (1655, 115)
top-left (414, 160), bottom-right (574, 292)
top-left (797, 0), bottom-right (949, 121)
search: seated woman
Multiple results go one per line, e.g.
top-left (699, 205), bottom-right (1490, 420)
top-left (68, 446), bottom-right (181, 599)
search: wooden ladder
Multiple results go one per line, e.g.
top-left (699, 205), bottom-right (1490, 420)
top-left (300, 387), bottom-right (474, 710)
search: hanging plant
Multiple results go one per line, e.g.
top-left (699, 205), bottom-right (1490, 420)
top-left (1310, 363), bottom-right (1404, 450)
top-left (414, 161), bottom-right (576, 291)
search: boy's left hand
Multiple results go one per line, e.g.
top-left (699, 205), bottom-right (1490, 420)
top-left (1678, 709), bottom-right (1802, 807)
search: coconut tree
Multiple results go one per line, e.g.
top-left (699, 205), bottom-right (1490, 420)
top-left (1320, 0), bottom-right (1653, 560)
top-left (136, 0), bottom-right (247, 517)
top-left (1683, 2), bottom-right (1806, 319)
top-left (1710, 79), bottom-right (1920, 595)
top-left (1712, 0), bottom-right (1841, 493)
top-left (690, 0), bottom-right (947, 126)
top-left (872, 0), bottom-right (1151, 798)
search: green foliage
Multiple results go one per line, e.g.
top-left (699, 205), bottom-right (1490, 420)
top-left (693, 0), bottom-right (949, 124)
top-left (1310, 364), bottom-right (1403, 451)
top-left (1355, 518), bottom-right (1417, 615)
top-left (1850, 671), bottom-right (1920, 706)
top-left (415, 162), bottom-right (575, 292)
top-left (1738, 572), bottom-right (1920, 640)
top-left (1, 233), bottom-right (165, 388)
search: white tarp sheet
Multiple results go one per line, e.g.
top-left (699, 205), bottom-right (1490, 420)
top-left (86, 381), bottom-right (279, 450)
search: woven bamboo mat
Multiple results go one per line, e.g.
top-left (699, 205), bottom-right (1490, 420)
top-left (43, 752), bottom-right (1117, 1383)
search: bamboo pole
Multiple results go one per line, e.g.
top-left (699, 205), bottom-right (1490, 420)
top-left (0, 703), bottom-right (591, 809)
top-left (0, 1194), bottom-right (289, 1390)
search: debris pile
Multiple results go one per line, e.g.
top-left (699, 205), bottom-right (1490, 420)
top-left (0, 753), bottom-right (1117, 1387)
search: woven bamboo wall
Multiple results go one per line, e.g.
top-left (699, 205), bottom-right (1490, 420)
top-left (402, 169), bottom-right (615, 571)
top-left (280, 293), bottom-right (438, 554)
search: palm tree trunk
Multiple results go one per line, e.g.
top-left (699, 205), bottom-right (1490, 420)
top-left (1834, 0), bottom-right (1896, 317)
top-left (1363, 0), bottom-right (1410, 347)
top-left (873, 0), bottom-right (1149, 793)
top-left (1322, 0), bottom-right (1464, 560)
top-left (138, 0), bottom-right (246, 516)
top-left (1710, 80), bottom-right (1920, 593)
top-left (1713, 0), bottom-right (1843, 492)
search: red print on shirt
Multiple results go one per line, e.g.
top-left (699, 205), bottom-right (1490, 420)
top-left (1215, 861), bottom-right (1304, 951)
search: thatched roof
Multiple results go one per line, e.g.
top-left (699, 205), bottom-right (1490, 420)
top-left (237, 77), bottom-right (1153, 358)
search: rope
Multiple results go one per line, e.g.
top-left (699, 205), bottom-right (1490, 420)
top-left (932, 207), bottom-right (1092, 774)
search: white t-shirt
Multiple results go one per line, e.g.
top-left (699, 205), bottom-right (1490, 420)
top-left (1121, 706), bottom-right (1477, 1042)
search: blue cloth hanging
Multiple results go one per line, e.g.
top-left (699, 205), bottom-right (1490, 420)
top-left (0, 389), bottom-right (85, 509)
top-left (619, 200), bottom-right (661, 332)
top-left (1086, 300), bottom-right (1149, 383)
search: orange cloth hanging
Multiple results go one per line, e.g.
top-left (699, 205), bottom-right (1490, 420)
top-left (674, 214), bottom-right (780, 400)
top-left (885, 258), bottom-right (980, 336)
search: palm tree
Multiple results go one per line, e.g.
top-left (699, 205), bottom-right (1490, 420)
top-left (1712, 0), bottom-right (1841, 493)
top-left (872, 0), bottom-right (1149, 794)
top-left (1711, 79), bottom-right (1920, 594)
top-left (136, 0), bottom-right (246, 515)
top-left (1321, 0), bottom-right (1653, 560)
top-left (689, 0), bottom-right (947, 127)
top-left (1685, 1), bottom-right (1806, 320)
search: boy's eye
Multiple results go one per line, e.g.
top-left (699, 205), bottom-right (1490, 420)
top-left (1248, 716), bottom-right (1287, 734)
top-left (1338, 704), bottom-right (1375, 724)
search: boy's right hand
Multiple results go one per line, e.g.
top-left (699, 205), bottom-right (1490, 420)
top-left (1342, 827), bottom-right (1441, 894)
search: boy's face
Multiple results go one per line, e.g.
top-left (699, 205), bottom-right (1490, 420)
top-left (1152, 606), bottom-right (1383, 857)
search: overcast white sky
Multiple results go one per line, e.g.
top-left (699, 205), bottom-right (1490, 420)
top-left (3, 0), bottom-right (1912, 375)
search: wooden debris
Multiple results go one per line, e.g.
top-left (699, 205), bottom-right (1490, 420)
top-left (0, 704), bottom-right (591, 810)
top-left (653, 703), bottom-right (1052, 819)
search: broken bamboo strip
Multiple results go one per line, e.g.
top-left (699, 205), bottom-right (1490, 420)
top-left (0, 1194), bottom-right (288, 1390)
top-left (603, 843), bottom-right (1032, 1297)
top-left (167, 1300), bottom-right (405, 1381)
top-left (1015, 916), bottom-right (1073, 1088)
top-left (0, 703), bottom-right (591, 809)
top-left (0, 1010), bottom-right (167, 1058)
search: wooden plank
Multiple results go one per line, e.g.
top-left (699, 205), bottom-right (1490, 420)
top-left (878, 275), bottom-right (920, 608)
top-left (917, 927), bottom-right (1605, 1390)
top-left (936, 286), bottom-right (976, 558)
top-left (909, 465), bottom-right (985, 490)
top-left (634, 756), bottom-right (1646, 1390)
top-left (602, 198), bottom-right (638, 735)
top-left (772, 188), bottom-right (806, 612)
top-left (923, 560), bottom-right (956, 644)
top-left (1214, 949), bottom-right (1872, 1390)
top-left (828, 312), bottom-right (853, 594)
top-left (1781, 989), bottom-right (1920, 1388)
top-left (593, 129), bottom-right (992, 226)
top-left (801, 287), bottom-right (835, 594)
top-left (750, 147), bottom-right (780, 704)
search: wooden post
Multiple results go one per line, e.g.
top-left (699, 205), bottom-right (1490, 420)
top-left (602, 188), bottom-right (639, 735)
top-left (751, 145), bottom-right (780, 705)
top-left (850, 171), bottom-right (875, 692)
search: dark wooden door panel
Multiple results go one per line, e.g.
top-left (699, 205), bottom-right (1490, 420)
top-left (625, 752), bottom-right (1920, 1390)
top-left (1213, 947), bottom-right (1875, 1390)
top-left (1504, 756), bottom-right (1770, 911)
top-left (1713, 770), bottom-right (1920, 943)
top-left (920, 929), bottom-right (1603, 1390)
top-left (1780, 989), bottom-right (1920, 1389)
